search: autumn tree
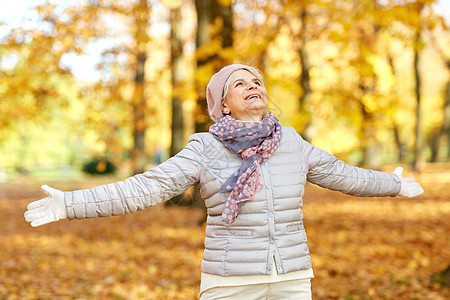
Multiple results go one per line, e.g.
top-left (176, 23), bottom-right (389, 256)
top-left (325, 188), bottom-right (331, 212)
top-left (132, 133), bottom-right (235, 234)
top-left (0, 1), bottom-right (161, 174)
top-left (302, 0), bottom-right (391, 167)
top-left (442, 58), bottom-right (450, 160)
top-left (387, 54), bottom-right (408, 163)
top-left (169, 0), bottom-right (185, 158)
top-left (296, 3), bottom-right (313, 140)
top-left (410, 1), bottom-right (425, 171)
top-left (0, 2), bottom-right (106, 170)
top-left (394, 0), bottom-right (442, 169)
top-left (194, 0), bottom-right (233, 133)
top-left (427, 18), bottom-right (450, 162)
top-left (166, 0), bottom-right (191, 206)
top-left (352, 0), bottom-right (385, 168)
top-left (130, 0), bottom-right (151, 174)
top-left (305, 0), bottom-right (441, 168)
top-left (57, 0), bottom-right (156, 174)
top-left (282, 0), bottom-right (329, 140)
top-left (230, 0), bottom-right (282, 69)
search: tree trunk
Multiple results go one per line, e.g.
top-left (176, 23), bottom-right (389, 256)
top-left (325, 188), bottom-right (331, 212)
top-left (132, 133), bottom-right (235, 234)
top-left (359, 87), bottom-right (379, 169)
top-left (431, 78), bottom-right (450, 162)
top-left (445, 79), bottom-right (450, 160)
top-left (430, 127), bottom-right (441, 162)
top-left (130, 0), bottom-right (150, 175)
top-left (350, 0), bottom-right (381, 169)
top-left (388, 54), bottom-right (407, 163)
top-left (194, 0), bottom-right (214, 133)
top-left (194, 0), bottom-right (233, 133)
top-left (412, 29), bottom-right (423, 171)
top-left (298, 7), bottom-right (312, 141)
top-left (214, 0), bottom-right (233, 49)
top-left (426, 24), bottom-right (450, 162)
top-left (167, 2), bottom-right (189, 207)
top-left (392, 120), bottom-right (407, 162)
top-left (170, 4), bottom-right (185, 157)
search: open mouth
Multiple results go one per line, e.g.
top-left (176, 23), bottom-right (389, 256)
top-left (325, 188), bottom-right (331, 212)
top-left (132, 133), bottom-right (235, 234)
top-left (245, 94), bottom-right (261, 101)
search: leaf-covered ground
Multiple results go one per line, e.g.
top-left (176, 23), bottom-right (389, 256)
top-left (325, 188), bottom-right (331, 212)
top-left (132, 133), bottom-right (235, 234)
top-left (1, 166), bottom-right (449, 299)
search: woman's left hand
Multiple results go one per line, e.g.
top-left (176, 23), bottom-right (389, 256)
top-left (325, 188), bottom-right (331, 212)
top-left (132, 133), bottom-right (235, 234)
top-left (24, 185), bottom-right (67, 227)
top-left (393, 167), bottom-right (424, 197)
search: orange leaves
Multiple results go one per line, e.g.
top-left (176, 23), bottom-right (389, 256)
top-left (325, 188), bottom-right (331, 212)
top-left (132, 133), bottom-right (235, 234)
top-left (0, 176), bottom-right (207, 299)
top-left (1, 194), bottom-right (204, 299)
top-left (303, 167), bottom-right (450, 299)
top-left (2, 169), bottom-right (450, 299)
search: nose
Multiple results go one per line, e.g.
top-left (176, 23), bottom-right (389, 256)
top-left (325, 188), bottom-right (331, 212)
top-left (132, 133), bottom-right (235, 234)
top-left (246, 82), bottom-right (258, 90)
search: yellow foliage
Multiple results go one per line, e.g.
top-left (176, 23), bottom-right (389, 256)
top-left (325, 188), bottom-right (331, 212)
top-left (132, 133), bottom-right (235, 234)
top-left (195, 64), bottom-right (215, 87)
top-left (160, 0), bottom-right (183, 9)
top-left (217, 0), bottom-right (232, 7)
top-left (368, 55), bottom-right (395, 94)
top-left (1, 0), bottom-right (449, 171)
top-left (361, 94), bottom-right (378, 113)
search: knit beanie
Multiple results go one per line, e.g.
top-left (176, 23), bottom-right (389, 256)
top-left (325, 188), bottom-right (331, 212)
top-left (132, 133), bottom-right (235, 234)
top-left (206, 64), bottom-right (249, 121)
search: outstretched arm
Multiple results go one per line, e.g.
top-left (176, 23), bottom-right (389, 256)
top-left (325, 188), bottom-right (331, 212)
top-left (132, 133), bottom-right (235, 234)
top-left (24, 137), bottom-right (205, 227)
top-left (296, 132), bottom-right (423, 198)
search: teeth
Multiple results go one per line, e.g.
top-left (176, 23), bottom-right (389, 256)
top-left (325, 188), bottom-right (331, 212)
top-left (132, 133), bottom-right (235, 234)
top-left (246, 94), bottom-right (260, 100)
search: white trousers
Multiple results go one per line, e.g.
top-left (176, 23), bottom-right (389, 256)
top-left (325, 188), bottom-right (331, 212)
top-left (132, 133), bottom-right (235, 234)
top-left (199, 278), bottom-right (312, 300)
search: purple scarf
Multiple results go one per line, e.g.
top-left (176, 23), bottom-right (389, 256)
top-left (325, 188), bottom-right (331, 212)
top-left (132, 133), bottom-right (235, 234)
top-left (209, 112), bottom-right (282, 224)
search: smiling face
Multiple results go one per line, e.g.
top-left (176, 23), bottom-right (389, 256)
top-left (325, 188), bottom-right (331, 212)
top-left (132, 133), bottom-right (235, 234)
top-left (222, 69), bottom-right (269, 122)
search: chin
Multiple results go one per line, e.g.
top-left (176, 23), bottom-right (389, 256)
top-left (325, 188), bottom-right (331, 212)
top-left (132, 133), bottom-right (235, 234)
top-left (245, 101), bottom-right (267, 109)
top-left (250, 105), bottom-right (268, 111)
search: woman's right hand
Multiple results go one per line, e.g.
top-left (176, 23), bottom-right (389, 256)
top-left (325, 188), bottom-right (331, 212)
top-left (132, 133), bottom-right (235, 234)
top-left (24, 185), bottom-right (67, 227)
top-left (393, 167), bottom-right (424, 197)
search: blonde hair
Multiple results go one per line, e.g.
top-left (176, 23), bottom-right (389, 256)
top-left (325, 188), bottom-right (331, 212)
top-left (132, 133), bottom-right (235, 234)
top-left (221, 66), bottom-right (264, 103)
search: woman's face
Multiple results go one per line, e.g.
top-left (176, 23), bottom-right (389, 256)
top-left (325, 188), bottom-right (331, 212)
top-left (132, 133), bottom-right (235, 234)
top-left (223, 69), bottom-right (268, 121)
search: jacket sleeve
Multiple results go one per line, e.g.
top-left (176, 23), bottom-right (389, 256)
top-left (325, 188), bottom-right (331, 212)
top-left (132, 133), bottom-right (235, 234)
top-left (296, 131), bottom-right (401, 197)
top-left (64, 136), bottom-right (205, 220)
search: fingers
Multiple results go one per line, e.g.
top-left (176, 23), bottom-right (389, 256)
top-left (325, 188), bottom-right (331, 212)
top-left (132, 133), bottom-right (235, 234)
top-left (401, 182), bottom-right (424, 197)
top-left (24, 206), bottom-right (45, 218)
top-left (26, 197), bottom-right (49, 210)
top-left (26, 186), bottom-right (55, 213)
top-left (30, 216), bottom-right (53, 227)
top-left (25, 210), bottom-right (56, 227)
top-left (24, 211), bottom-right (46, 223)
top-left (393, 167), bottom-right (424, 198)
top-left (403, 177), bottom-right (415, 184)
top-left (25, 185), bottom-right (64, 227)
top-left (393, 167), bottom-right (403, 178)
top-left (25, 197), bottom-right (50, 226)
top-left (41, 184), bottom-right (56, 196)
top-left (409, 183), bottom-right (424, 197)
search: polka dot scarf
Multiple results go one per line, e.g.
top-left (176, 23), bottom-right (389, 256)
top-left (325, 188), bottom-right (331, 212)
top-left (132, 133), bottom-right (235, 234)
top-left (209, 112), bottom-right (282, 224)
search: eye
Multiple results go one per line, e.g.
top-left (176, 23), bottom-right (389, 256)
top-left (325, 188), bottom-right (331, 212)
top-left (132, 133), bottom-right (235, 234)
top-left (255, 81), bottom-right (261, 86)
top-left (235, 82), bottom-right (243, 87)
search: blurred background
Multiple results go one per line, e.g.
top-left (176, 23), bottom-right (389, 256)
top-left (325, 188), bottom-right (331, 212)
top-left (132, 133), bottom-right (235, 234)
top-left (1, 1), bottom-right (450, 299)
top-left (0, 0), bottom-right (449, 181)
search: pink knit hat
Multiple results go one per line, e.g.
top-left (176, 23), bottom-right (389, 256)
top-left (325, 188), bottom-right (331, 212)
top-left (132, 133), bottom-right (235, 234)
top-left (206, 64), bottom-right (250, 121)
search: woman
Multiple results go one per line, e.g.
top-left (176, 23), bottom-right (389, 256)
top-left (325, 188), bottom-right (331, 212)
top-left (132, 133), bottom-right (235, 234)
top-left (25, 64), bottom-right (423, 299)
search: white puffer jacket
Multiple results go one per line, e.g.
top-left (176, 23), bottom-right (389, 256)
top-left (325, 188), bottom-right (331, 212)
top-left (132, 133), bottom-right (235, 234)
top-left (64, 127), bottom-right (401, 276)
